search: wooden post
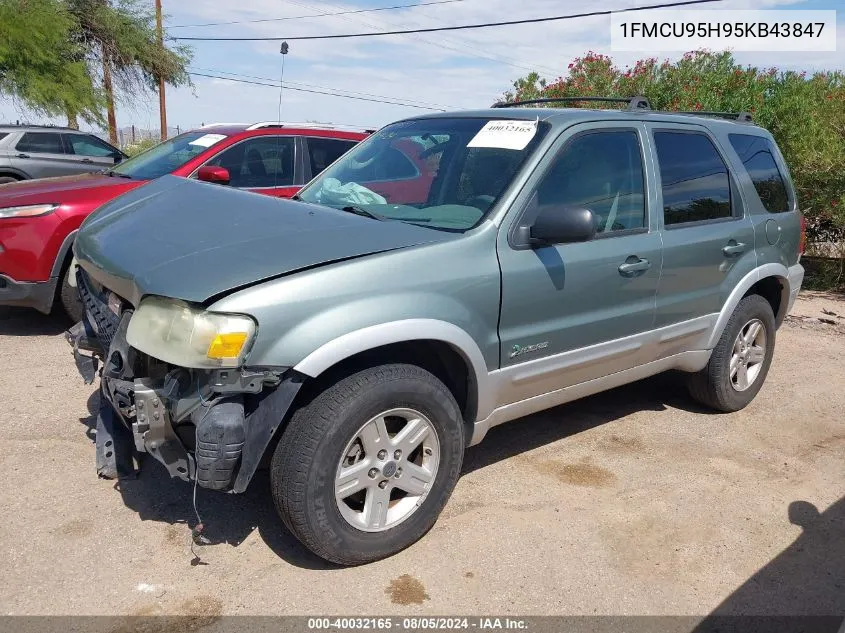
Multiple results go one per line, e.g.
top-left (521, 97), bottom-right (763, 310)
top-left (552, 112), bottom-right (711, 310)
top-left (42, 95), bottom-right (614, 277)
top-left (155, 0), bottom-right (167, 140)
top-left (102, 52), bottom-right (118, 145)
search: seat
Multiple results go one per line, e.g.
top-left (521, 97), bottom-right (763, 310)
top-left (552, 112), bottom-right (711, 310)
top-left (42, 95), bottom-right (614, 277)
top-left (245, 149), bottom-right (268, 184)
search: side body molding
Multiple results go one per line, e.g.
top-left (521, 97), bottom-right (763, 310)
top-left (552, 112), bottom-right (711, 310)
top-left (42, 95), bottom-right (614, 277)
top-left (706, 262), bottom-right (791, 349)
top-left (293, 318), bottom-right (496, 420)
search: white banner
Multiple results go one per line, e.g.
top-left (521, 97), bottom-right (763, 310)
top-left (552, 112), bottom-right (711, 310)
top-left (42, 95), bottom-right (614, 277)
top-left (611, 9), bottom-right (837, 52)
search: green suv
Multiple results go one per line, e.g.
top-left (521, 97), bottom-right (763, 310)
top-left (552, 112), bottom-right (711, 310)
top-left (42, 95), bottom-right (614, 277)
top-left (68, 98), bottom-right (805, 565)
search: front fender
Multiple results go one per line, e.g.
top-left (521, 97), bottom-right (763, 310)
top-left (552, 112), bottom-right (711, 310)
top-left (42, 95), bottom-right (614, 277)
top-left (292, 317), bottom-right (494, 420)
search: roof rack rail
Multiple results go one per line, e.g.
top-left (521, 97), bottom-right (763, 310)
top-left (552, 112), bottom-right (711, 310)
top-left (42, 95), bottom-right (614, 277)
top-left (0, 123), bottom-right (77, 131)
top-left (674, 110), bottom-right (754, 122)
top-left (246, 121), bottom-right (377, 133)
top-left (491, 96), bottom-right (651, 111)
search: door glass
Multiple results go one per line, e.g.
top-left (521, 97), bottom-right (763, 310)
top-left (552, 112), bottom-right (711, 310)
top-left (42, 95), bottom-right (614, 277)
top-left (65, 134), bottom-right (117, 157)
top-left (208, 137), bottom-right (295, 187)
top-left (728, 134), bottom-right (790, 213)
top-left (16, 132), bottom-right (65, 154)
top-left (534, 130), bottom-right (646, 232)
top-left (654, 131), bottom-right (732, 225)
top-left (307, 137), bottom-right (357, 177)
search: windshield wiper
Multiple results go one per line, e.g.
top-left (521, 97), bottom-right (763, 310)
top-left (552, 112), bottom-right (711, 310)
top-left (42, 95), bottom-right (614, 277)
top-left (341, 205), bottom-right (388, 221)
top-left (104, 170), bottom-right (133, 179)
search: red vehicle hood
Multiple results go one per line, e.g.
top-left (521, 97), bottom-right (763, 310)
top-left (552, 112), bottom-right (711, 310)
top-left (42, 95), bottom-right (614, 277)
top-left (0, 173), bottom-right (145, 207)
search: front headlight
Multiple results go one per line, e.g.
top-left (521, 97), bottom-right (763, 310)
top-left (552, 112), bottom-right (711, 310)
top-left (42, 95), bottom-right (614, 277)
top-left (0, 203), bottom-right (59, 219)
top-left (126, 296), bottom-right (257, 368)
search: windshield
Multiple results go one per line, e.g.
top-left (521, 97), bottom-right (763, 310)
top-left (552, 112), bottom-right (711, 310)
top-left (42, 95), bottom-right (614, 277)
top-left (296, 117), bottom-right (548, 231)
top-left (110, 132), bottom-right (229, 180)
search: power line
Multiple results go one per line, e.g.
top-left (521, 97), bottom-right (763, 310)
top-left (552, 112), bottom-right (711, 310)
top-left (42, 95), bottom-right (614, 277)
top-left (169, 0), bottom-right (471, 28)
top-left (189, 66), bottom-right (457, 110)
top-left (189, 71), bottom-right (449, 110)
top-left (285, 0), bottom-right (559, 78)
top-left (173, 0), bottom-right (723, 41)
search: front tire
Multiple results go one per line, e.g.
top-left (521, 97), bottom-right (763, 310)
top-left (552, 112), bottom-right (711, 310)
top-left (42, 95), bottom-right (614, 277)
top-left (687, 294), bottom-right (776, 412)
top-left (271, 363), bottom-right (464, 565)
top-left (59, 262), bottom-right (84, 323)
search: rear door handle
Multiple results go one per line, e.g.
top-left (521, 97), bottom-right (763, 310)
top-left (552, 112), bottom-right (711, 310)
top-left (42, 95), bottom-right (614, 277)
top-left (722, 241), bottom-right (746, 257)
top-left (15, 153), bottom-right (30, 159)
top-left (81, 158), bottom-right (94, 163)
top-left (618, 257), bottom-right (651, 276)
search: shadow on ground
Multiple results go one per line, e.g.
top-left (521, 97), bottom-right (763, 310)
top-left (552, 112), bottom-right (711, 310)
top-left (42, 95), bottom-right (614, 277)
top-left (462, 371), bottom-right (712, 474)
top-left (0, 306), bottom-right (70, 336)
top-left (690, 497), bottom-right (845, 628)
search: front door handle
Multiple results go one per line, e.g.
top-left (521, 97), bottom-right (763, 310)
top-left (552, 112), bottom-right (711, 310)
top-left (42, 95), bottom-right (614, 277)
top-left (722, 241), bottom-right (746, 257)
top-left (81, 158), bottom-right (94, 164)
top-left (618, 257), bottom-right (651, 276)
top-left (15, 153), bottom-right (30, 159)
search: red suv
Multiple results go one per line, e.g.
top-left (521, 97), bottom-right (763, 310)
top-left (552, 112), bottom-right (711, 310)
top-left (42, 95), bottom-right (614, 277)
top-left (0, 122), bottom-right (368, 320)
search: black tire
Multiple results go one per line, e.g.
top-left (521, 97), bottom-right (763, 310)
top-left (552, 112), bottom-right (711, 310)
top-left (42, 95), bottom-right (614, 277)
top-left (0, 176), bottom-right (20, 185)
top-left (271, 363), bottom-right (464, 565)
top-left (59, 263), bottom-right (84, 323)
top-left (687, 294), bottom-right (776, 412)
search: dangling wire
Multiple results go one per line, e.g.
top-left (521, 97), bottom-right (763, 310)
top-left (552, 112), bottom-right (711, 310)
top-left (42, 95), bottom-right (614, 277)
top-left (189, 386), bottom-right (213, 562)
top-left (277, 44), bottom-right (287, 124)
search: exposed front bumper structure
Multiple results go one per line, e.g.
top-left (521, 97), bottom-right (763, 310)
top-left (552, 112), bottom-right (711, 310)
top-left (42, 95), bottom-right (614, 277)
top-left (67, 267), bottom-right (302, 493)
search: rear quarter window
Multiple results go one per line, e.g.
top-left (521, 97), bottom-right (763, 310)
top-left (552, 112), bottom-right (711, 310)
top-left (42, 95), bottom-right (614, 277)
top-left (728, 134), bottom-right (791, 213)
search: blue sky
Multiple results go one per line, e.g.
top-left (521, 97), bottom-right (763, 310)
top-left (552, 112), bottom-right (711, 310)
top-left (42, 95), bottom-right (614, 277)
top-left (0, 0), bottom-right (841, 135)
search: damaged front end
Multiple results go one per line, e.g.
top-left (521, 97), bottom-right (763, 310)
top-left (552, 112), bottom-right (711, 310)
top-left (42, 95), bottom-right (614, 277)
top-left (66, 268), bottom-right (302, 493)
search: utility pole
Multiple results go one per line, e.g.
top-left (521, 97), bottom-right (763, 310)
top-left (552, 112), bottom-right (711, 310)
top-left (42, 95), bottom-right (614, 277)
top-left (155, 0), bottom-right (167, 140)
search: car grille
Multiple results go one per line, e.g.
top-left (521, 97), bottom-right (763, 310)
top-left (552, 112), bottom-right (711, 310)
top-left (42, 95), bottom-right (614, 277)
top-left (76, 267), bottom-right (123, 350)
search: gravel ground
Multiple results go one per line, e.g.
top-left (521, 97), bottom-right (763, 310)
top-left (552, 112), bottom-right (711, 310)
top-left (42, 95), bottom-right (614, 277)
top-left (0, 292), bottom-right (843, 618)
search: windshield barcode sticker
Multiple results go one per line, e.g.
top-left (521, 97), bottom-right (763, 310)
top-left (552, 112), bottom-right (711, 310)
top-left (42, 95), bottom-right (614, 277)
top-left (468, 119), bottom-right (538, 150)
top-left (188, 133), bottom-right (227, 148)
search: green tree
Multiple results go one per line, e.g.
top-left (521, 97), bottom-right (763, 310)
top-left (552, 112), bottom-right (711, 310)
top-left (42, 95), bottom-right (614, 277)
top-left (65, 0), bottom-right (192, 142)
top-left (0, 0), bottom-right (105, 125)
top-left (503, 51), bottom-right (845, 270)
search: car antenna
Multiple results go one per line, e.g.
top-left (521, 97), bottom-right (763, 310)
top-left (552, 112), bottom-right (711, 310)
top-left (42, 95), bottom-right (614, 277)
top-left (274, 41), bottom-right (290, 192)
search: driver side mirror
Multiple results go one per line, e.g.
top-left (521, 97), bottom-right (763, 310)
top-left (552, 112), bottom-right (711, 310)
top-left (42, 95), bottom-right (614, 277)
top-left (529, 205), bottom-right (597, 245)
top-left (197, 165), bottom-right (230, 186)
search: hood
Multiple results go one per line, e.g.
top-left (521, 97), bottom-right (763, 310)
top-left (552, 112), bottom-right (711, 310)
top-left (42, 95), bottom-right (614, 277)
top-left (0, 173), bottom-right (137, 206)
top-left (75, 175), bottom-right (455, 306)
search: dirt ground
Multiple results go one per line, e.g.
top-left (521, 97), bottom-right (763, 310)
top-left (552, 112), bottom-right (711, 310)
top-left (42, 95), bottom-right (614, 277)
top-left (0, 291), bottom-right (843, 617)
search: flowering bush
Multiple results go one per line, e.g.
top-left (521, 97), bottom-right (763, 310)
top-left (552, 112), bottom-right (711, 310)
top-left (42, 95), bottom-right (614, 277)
top-left (503, 50), bottom-right (845, 250)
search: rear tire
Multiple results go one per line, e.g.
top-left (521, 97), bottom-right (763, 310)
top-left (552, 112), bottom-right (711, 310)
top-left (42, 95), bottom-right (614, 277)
top-left (687, 294), bottom-right (776, 412)
top-left (59, 262), bottom-right (84, 323)
top-left (271, 363), bottom-right (464, 565)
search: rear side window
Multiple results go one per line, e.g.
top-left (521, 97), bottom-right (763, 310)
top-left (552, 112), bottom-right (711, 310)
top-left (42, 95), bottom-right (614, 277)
top-left (654, 131), bottom-right (732, 226)
top-left (728, 134), bottom-right (790, 213)
top-left (16, 132), bottom-right (65, 154)
top-left (307, 137), bottom-right (357, 177)
top-left (0, 133), bottom-right (8, 141)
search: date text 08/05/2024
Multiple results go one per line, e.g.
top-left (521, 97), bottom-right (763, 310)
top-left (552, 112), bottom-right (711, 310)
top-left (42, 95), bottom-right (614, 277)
top-left (307, 617), bottom-right (528, 630)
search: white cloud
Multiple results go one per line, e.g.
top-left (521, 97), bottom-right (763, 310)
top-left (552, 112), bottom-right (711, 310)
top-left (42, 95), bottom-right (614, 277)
top-left (1, 0), bottom-right (840, 134)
